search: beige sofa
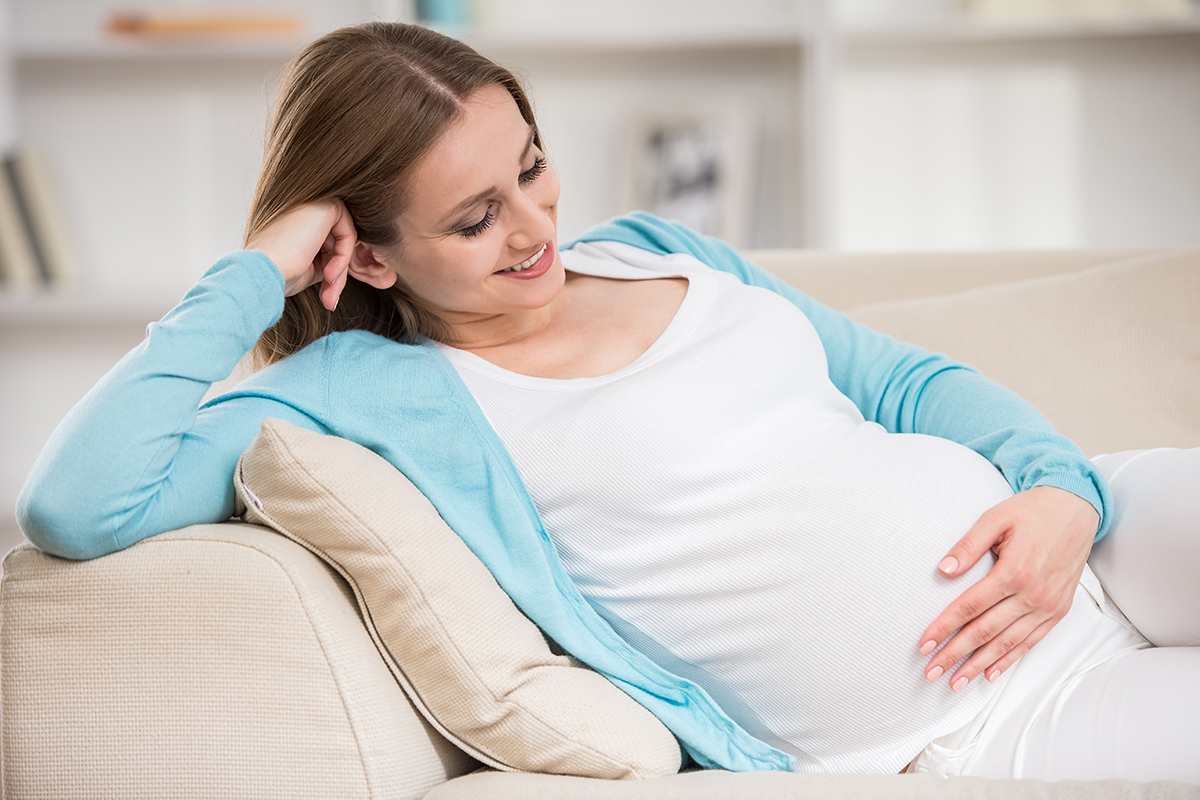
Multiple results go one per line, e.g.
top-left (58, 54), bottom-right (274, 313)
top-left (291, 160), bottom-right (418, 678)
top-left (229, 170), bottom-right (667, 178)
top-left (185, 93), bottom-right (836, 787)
top-left (3, 247), bottom-right (1198, 800)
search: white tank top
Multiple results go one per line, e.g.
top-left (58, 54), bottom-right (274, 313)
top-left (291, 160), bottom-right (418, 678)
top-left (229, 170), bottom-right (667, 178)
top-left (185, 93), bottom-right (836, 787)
top-left (437, 241), bottom-right (1014, 774)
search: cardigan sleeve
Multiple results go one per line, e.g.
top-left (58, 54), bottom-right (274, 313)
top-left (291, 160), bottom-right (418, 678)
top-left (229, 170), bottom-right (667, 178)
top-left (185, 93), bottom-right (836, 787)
top-left (16, 251), bottom-right (329, 560)
top-left (565, 212), bottom-right (1113, 538)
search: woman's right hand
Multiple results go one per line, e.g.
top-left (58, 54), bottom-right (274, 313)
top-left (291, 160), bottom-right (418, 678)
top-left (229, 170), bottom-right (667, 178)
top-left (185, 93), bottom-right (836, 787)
top-left (246, 198), bottom-right (358, 311)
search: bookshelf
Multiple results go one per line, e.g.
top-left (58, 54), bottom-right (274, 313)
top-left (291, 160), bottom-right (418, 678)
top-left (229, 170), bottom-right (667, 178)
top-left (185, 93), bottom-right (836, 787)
top-left (1, 2), bottom-right (1197, 277)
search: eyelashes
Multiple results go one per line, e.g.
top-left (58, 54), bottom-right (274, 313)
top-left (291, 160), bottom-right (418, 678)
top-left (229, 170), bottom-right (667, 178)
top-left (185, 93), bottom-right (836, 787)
top-left (458, 156), bottom-right (549, 239)
top-left (519, 155), bottom-right (547, 185)
top-left (460, 209), bottom-right (496, 238)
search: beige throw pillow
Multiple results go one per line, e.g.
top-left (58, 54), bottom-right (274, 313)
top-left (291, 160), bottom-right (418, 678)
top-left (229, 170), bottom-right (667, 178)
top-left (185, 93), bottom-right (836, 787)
top-left (845, 249), bottom-right (1200, 458)
top-left (234, 418), bottom-right (682, 780)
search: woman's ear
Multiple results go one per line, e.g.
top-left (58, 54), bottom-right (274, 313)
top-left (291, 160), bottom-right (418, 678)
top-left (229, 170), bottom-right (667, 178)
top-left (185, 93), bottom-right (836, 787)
top-left (348, 242), bottom-right (400, 290)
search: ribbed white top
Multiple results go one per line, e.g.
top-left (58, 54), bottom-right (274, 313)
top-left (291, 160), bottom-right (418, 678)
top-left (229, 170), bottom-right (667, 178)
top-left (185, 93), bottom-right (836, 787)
top-left (438, 242), bottom-right (1013, 774)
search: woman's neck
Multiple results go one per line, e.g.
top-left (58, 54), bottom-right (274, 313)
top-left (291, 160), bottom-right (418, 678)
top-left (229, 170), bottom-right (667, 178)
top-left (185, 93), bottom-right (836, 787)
top-left (438, 277), bottom-right (573, 354)
top-left (442, 271), bottom-right (689, 380)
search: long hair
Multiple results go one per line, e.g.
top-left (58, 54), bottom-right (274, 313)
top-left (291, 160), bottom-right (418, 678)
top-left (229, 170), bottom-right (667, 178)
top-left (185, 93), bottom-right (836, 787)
top-left (246, 22), bottom-right (542, 366)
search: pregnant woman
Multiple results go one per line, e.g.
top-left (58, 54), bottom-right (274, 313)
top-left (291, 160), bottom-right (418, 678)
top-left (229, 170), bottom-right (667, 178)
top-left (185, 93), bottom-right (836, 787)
top-left (19, 21), bottom-right (1199, 782)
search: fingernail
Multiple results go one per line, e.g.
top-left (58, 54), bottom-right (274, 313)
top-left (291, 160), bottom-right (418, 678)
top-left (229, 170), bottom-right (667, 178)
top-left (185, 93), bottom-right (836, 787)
top-left (952, 676), bottom-right (969, 693)
top-left (987, 669), bottom-right (1001, 683)
top-left (938, 557), bottom-right (959, 575)
top-left (926, 666), bottom-right (944, 682)
top-left (920, 640), bottom-right (938, 656)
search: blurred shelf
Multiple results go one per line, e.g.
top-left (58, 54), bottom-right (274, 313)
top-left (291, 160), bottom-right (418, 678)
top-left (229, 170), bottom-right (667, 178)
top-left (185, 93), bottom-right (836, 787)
top-left (12, 11), bottom-right (1199, 64)
top-left (10, 27), bottom-right (807, 67)
top-left (0, 289), bottom-right (181, 329)
top-left (842, 10), bottom-right (1200, 45)
top-left (11, 36), bottom-right (305, 63)
top-left (460, 24), bottom-right (806, 56)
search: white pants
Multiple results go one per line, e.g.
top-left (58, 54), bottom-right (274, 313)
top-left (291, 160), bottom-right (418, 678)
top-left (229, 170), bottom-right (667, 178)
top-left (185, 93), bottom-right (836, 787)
top-left (911, 447), bottom-right (1200, 783)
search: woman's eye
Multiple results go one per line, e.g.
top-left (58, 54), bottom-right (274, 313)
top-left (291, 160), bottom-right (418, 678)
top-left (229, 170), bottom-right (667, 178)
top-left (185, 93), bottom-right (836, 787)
top-left (459, 209), bottom-right (496, 238)
top-left (519, 156), bottom-right (547, 185)
top-left (456, 158), bottom-right (545, 238)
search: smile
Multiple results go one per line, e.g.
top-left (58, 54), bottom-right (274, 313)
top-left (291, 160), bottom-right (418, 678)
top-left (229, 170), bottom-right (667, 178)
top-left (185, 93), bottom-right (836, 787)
top-left (498, 243), bottom-right (548, 273)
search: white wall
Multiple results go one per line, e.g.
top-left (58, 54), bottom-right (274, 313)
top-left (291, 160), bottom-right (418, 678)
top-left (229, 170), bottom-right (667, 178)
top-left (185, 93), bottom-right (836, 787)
top-left (490, 45), bottom-right (802, 246)
top-left (834, 32), bottom-right (1200, 251)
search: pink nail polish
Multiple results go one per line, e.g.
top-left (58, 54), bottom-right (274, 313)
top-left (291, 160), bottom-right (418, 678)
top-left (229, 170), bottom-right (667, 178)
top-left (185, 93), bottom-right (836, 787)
top-left (926, 666), bottom-right (944, 682)
top-left (987, 669), bottom-right (1001, 682)
top-left (920, 640), bottom-right (938, 656)
top-left (952, 676), bottom-right (969, 692)
top-left (938, 556), bottom-right (959, 575)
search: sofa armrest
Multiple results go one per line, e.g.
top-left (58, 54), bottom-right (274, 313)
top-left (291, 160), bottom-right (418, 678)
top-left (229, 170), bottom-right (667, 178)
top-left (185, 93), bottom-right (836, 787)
top-left (1, 523), bottom-right (476, 800)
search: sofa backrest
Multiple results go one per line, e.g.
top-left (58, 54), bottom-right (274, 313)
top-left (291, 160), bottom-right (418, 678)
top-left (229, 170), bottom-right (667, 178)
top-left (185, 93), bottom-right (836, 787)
top-left (749, 247), bottom-right (1200, 458)
top-left (745, 248), bottom-right (1159, 311)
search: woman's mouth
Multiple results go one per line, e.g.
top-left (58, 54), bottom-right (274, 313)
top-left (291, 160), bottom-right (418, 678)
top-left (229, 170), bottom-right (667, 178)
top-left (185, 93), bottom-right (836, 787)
top-left (498, 243), bottom-right (548, 273)
top-left (496, 243), bottom-right (552, 277)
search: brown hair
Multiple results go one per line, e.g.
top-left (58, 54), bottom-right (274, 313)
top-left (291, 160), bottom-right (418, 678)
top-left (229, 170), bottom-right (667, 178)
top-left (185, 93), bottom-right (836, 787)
top-left (246, 21), bottom-right (541, 366)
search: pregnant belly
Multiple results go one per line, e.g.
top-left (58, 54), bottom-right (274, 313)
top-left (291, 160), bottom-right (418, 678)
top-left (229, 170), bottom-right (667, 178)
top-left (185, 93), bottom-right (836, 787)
top-left (583, 422), bottom-right (1017, 772)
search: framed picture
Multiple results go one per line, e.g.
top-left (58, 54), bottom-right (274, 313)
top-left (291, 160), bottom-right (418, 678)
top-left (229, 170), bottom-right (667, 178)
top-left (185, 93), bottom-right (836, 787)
top-left (619, 100), bottom-right (756, 248)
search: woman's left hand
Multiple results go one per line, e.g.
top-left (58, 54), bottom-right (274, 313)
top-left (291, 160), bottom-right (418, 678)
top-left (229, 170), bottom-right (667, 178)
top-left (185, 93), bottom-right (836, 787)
top-left (917, 486), bottom-right (1100, 692)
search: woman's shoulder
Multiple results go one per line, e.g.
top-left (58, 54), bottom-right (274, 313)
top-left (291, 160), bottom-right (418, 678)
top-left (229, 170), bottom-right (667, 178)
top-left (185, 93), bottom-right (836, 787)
top-left (562, 239), bottom-right (717, 281)
top-left (565, 211), bottom-right (706, 257)
top-left (239, 331), bottom-right (443, 388)
top-left (565, 212), bottom-right (762, 288)
top-left (188, 331), bottom-right (459, 458)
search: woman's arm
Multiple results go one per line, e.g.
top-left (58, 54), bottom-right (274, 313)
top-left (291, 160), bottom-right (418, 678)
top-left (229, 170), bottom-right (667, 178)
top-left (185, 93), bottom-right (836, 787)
top-left (17, 252), bottom-right (312, 558)
top-left (18, 201), bottom-right (358, 559)
top-left (567, 211), bottom-right (1109, 688)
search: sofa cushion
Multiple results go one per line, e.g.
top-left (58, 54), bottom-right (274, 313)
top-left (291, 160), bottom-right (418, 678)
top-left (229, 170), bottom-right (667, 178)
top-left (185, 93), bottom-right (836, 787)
top-left (423, 768), bottom-right (1199, 800)
top-left (844, 249), bottom-right (1200, 458)
top-left (234, 418), bottom-right (682, 780)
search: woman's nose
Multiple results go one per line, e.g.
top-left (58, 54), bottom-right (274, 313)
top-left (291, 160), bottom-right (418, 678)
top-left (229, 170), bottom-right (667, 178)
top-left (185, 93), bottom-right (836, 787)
top-left (509, 181), bottom-right (557, 247)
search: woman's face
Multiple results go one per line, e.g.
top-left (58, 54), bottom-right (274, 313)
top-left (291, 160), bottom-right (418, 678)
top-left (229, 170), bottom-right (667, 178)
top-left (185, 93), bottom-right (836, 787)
top-left (375, 83), bottom-right (564, 334)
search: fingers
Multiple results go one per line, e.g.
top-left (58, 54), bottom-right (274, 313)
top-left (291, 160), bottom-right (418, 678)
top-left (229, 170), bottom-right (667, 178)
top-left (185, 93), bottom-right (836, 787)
top-left (318, 200), bottom-right (359, 311)
top-left (920, 550), bottom-right (1074, 690)
top-left (940, 599), bottom-right (1061, 691)
top-left (919, 574), bottom-right (1013, 678)
top-left (249, 198), bottom-right (359, 303)
top-left (917, 488), bottom-right (1099, 692)
top-left (919, 582), bottom-right (990, 658)
top-left (935, 506), bottom-right (1006, 578)
top-left (319, 252), bottom-right (349, 311)
top-left (978, 617), bottom-right (1059, 684)
top-left (918, 513), bottom-right (1010, 653)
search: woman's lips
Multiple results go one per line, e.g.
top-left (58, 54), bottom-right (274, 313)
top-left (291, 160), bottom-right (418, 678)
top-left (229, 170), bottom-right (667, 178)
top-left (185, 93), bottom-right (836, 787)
top-left (496, 242), bottom-right (553, 280)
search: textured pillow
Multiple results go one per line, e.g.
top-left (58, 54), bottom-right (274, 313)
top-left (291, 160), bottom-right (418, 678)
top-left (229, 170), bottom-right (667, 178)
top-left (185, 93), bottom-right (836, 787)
top-left (845, 249), bottom-right (1200, 458)
top-left (234, 418), bottom-right (682, 780)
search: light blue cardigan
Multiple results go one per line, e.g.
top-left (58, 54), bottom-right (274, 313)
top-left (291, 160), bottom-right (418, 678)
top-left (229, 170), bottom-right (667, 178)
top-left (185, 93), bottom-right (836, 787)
top-left (18, 212), bottom-right (1110, 773)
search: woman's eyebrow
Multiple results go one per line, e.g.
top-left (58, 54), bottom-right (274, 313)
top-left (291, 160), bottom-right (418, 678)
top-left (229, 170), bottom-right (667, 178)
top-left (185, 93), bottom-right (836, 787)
top-left (439, 128), bottom-right (536, 226)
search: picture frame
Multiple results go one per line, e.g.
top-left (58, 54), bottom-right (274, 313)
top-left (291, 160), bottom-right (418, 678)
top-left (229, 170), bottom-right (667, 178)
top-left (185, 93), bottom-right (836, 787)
top-left (619, 100), bottom-right (756, 248)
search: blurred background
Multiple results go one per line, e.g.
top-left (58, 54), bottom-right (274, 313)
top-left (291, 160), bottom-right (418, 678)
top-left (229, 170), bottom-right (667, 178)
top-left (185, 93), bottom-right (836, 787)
top-left (1, 0), bottom-right (1198, 550)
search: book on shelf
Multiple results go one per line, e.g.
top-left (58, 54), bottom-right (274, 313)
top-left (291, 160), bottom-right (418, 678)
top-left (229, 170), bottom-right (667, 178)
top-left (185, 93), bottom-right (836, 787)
top-left (0, 156), bottom-right (41, 293)
top-left (0, 149), bottom-right (80, 292)
top-left (106, 10), bottom-right (306, 39)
